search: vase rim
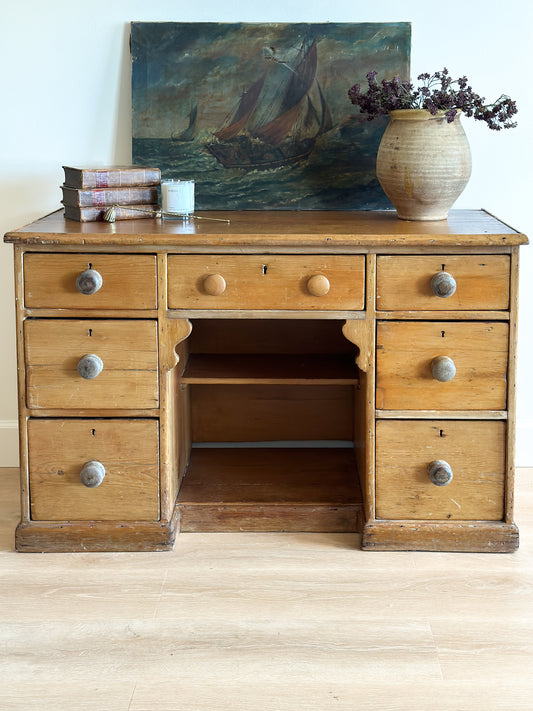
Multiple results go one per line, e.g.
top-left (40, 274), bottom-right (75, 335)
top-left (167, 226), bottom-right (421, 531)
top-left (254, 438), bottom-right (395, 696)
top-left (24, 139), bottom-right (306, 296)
top-left (388, 108), bottom-right (461, 121)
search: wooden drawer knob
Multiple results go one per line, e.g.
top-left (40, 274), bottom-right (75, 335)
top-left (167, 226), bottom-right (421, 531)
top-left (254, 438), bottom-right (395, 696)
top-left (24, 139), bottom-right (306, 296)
top-left (76, 268), bottom-right (103, 295)
top-left (203, 273), bottom-right (226, 296)
top-left (428, 459), bottom-right (453, 487)
top-left (77, 353), bottom-right (104, 380)
top-left (431, 355), bottom-right (456, 382)
top-left (430, 271), bottom-right (456, 298)
top-left (307, 274), bottom-right (330, 297)
top-left (80, 460), bottom-right (106, 488)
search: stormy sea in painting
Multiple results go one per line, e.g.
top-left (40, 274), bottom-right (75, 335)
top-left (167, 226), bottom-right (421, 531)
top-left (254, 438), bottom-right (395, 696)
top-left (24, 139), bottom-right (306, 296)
top-left (131, 22), bottom-right (411, 210)
top-left (133, 122), bottom-right (390, 210)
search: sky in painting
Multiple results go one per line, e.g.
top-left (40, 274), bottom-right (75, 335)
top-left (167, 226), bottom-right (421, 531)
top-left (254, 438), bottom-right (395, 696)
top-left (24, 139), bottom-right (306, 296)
top-left (132, 22), bottom-right (411, 139)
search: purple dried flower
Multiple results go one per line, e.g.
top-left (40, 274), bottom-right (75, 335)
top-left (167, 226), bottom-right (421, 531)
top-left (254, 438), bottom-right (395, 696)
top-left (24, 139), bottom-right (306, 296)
top-left (446, 109), bottom-right (458, 123)
top-left (347, 68), bottom-right (518, 130)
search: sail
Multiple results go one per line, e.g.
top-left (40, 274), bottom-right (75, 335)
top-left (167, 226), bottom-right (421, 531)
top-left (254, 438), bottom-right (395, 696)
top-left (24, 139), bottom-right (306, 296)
top-left (172, 104), bottom-right (198, 141)
top-left (317, 83), bottom-right (333, 134)
top-left (254, 41), bottom-right (318, 146)
top-left (280, 40), bottom-right (317, 115)
top-left (304, 95), bottom-right (321, 131)
top-left (214, 74), bottom-right (266, 141)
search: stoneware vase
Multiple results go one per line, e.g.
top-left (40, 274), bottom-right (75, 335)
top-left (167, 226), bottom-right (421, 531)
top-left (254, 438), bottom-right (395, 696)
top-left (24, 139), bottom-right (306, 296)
top-left (376, 109), bottom-right (472, 221)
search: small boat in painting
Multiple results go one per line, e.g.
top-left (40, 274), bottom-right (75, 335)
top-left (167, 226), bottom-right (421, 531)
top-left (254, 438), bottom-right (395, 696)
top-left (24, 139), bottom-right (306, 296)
top-left (172, 104), bottom-right (198, 142)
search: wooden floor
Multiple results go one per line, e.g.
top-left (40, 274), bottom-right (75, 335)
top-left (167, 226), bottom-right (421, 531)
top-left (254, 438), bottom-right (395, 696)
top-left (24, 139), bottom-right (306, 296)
top-left (1, 467), bottom-right (532, 710)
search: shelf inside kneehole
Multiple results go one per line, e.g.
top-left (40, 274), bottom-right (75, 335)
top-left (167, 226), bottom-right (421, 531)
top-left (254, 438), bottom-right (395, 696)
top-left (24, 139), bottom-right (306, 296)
top-left (178, 318), bottom-right (360, 385)
top-left (175, 318), bottom-right (365, 533)
top-left (181, 353), bottom-right (360, 385)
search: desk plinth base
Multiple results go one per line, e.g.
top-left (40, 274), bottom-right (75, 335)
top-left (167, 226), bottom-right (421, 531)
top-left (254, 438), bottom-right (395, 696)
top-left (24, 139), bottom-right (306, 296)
top-left (15, 510), bottom-right (179, 553)
top-left (362, 520), bottom-right (519, 553)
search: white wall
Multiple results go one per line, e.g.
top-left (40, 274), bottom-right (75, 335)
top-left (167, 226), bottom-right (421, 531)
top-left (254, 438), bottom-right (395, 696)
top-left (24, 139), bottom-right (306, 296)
top-left (1, 0), bottom-right (532, 465)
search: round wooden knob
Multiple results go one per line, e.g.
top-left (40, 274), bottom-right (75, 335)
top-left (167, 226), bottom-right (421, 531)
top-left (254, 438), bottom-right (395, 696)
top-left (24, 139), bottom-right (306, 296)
top-left (203, 273), bottom-right (226, 296)
top-left (80, 460), bottom-right (106, 488)
top-left (430, 271), bottom-right (456, 298)
top-left (431, 355), bottom-right (456, 382)
top-left (307, 274), bottom-right (330, 297)
top-left (77, 353), bottom-right (103, 380)
top-left (428, 460), bottom-right (453, 487)
top-left (76, 268), bottom-right (103, 295)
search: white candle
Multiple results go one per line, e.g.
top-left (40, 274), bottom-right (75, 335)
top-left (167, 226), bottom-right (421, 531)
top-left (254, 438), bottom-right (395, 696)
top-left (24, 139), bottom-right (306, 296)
top-left (161, 179), bottom-right (195, 216)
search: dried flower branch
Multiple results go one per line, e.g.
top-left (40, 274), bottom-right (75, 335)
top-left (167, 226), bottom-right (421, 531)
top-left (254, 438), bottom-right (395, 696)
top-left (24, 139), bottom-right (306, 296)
top-left (348, 68), bottom-right (517, 130)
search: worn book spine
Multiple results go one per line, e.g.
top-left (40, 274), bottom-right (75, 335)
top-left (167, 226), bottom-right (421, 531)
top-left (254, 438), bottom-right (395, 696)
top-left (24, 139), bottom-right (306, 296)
top-left (61, 185), bottom-right (159, 207)
top-left (62, 166), bottom-right (161, 189)
top-left (63, 204), bottom-right (159, 222)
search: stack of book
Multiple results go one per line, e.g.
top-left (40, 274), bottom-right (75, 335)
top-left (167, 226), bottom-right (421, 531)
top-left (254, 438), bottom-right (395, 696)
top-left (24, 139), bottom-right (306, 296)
top-left (61, 165), bottom-right (161, 221)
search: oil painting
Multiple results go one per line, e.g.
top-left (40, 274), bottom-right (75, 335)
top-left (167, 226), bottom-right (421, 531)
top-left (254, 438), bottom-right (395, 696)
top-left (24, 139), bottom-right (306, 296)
top-left (131, 22), bottom-right (411, 210)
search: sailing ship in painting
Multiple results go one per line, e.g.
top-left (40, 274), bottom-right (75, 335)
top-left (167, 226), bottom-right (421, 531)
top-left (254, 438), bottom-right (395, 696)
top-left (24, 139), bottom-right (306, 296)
top-left (171, 104), bottom-right (198, 142)
top-left (207, 38), bottom-right (333, 169)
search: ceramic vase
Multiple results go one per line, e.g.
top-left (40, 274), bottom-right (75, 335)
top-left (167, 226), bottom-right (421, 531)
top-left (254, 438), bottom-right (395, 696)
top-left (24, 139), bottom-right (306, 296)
top-left (376, 109), bottom-right (472, 221)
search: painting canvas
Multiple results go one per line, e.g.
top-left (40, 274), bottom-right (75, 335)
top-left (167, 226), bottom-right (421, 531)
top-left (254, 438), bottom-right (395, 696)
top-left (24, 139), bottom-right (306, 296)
top-left (131, 22), bottom-right (411, 210)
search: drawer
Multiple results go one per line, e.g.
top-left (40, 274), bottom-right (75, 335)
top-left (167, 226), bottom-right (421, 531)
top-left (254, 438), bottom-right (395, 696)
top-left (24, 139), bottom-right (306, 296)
top-left (376, 321), bottom-right (508, 410)
top-left (375, 420), bottom-right (505, 520)
top-left (25, 319), bottom-right (159, 410)
top-left (28, 419), bottom-right (159, 521)
top-left (24, 253), bottom-right (157, 309)
top-left (376, 255), bottom-right (510, 311)
top-left (167, 255), bottom-right (365, 310)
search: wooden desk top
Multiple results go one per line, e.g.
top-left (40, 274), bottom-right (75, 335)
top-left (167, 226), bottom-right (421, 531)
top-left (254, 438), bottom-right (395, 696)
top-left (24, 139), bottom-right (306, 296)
top-left (4, 208), bottom-right (528, 247)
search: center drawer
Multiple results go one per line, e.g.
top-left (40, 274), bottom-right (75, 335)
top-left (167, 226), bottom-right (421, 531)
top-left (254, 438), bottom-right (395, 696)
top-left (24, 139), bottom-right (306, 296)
top-left (25, 319), bottom-right (159, 410)
top-left (167, 255), bottom-right (365, 310)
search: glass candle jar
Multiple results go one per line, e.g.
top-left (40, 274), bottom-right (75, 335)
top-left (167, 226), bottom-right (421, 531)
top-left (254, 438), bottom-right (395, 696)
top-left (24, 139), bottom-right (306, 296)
top-left (161, 179), bottom-right (195, 218)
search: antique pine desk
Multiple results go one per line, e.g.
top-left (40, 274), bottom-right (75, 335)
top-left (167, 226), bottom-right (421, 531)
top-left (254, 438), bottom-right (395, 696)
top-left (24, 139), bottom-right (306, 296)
top-left (4, 209), bottom-right (528, 553)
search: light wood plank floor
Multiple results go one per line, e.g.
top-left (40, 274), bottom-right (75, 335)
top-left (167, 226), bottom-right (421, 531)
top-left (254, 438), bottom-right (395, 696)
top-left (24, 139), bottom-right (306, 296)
top-left (1, 466), bottom-right (532, 711)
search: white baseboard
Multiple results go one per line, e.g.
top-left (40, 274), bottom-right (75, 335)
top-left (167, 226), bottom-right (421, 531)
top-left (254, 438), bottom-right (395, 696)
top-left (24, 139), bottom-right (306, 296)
top-left (0, 421), bottom-right (19, 468)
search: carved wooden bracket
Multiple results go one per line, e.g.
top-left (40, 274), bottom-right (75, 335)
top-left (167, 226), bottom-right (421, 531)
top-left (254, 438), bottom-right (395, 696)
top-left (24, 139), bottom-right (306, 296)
top-left (159, 318), bottom-right (192, 372)
top-left (342, 319), bottom-right (374, 373)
